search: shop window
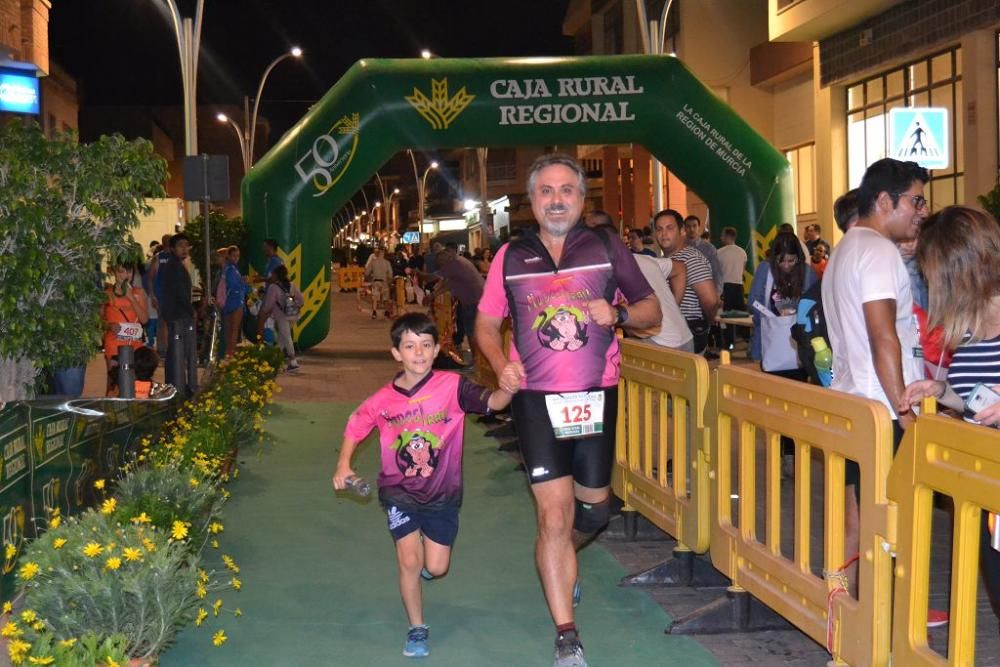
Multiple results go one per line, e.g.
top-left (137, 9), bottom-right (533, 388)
top-left (846, 47), bottom-right (964, 208)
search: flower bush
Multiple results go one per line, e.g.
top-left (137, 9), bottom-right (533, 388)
top-left (109, 465), bottom-right (225, 554)
top-left (4, 342), bottom-right (282, 662)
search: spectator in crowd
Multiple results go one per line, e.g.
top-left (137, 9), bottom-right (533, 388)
top-left (364, 247), bottom-right (395, 320)
top-left (834, 189), bottom-right (860, 234)
top-left (144, 242), bottom-right (161, 349)
top-left (823, 158), bottom-right (929, 603)
top-left (803, 223), bottom-right (826, 255)
top-left (810, 240), bottom-right (830, 279)
top-left (477, 247), bottom-right (493, 276)
top-left (257, 264), bottom-right (305, 372)
top-left (684, 214), bottom-right (723, 294)
top-left (654, 209), bottom-right (719, 354)
top-left (221, 245), bottom-right (248, 357)
top-left (160, 234), bottom-right (198, 397)
top-left (432, 248), bottom-right (484, 353)
top-left (628, 228), bottom-right (655, 256)
top-left (262, 238), bottom-right (284, 282)
top-left (717, 226), bottom-right (747, 311)
top-left (102, 263), bottom-right (149, 396)
top-left (902, 205), bottom-right (1000, 633)
top-left (148, 233), bottom-right (174, 356)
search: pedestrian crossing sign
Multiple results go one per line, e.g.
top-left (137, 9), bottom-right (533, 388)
top-left (889, 107), bottom-right (949, 170)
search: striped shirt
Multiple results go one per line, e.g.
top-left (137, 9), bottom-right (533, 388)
top-left (947, 334), bottom-right (1000, 402)
top-left (669, 245), bottom-right (714, 321)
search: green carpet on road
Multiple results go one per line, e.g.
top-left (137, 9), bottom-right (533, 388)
top-left (161, 401), bottom-right (719, 666)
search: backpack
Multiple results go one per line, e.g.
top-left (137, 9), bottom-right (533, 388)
top-left (280, 284), bottom-right (300, 318)
top-left (790, 280), bottom-right (831, 386)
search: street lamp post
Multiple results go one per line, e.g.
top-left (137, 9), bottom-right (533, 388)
top-left (408, 151), bottom-right (438, 246)
top-left (215, 47), bottom-right (303, 176)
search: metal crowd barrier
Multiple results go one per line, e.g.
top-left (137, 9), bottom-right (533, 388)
top-left (0, 392), bottom-right (178, 600)
top-left (706, 362), bottom-right (895, 665)
top-left (614, 340), bottom-right (712, 560)
top-left (888, 405), bottom-right (1000, 666)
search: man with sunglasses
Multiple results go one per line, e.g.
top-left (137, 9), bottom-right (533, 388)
top-left (821, 159), bottom-right (935, 614)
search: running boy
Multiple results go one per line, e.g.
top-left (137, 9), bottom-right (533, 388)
top-left (332, 312), bottom-right (517, 658)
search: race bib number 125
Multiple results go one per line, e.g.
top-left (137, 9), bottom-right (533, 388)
top-left (543, 391), bottom-right (604, 440)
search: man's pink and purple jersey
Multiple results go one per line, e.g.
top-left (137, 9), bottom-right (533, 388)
top-left (479, 224), bottom-right (653, 392)
top-left (344, 371), bottom-right (491, 511)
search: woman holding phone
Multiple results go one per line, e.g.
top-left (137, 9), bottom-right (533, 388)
top-left (902, 205), bottom-right (1000, 633)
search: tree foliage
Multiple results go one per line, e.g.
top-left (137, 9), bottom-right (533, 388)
top-left (0, 121), bottom-right (166, 399)
top-left (181, 209), bottom-right (246, 274)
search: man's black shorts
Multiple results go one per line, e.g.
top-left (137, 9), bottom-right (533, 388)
top-left (511, 386), bottom-right (618, 488)
top-left (845, 419), bottom-right (905, 502)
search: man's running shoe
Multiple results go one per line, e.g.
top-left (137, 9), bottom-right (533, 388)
top-left (554, 630), bottom-right (587, 667)
top-left (572, 579), bottom-right (581, 607)
top-left (403, 625), bottom-right (429, 658)
top-left (927, 609), bottom-right (949, 628)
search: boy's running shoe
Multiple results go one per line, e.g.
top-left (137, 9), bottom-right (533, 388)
top-left (403, 624), bottom-right (429, 658)
top-left (572, 579), bottom-right (581, 607)
top-left (554, 630), bottom-right (587, 667)
top-left (420, 567), bottom-right (434, 581)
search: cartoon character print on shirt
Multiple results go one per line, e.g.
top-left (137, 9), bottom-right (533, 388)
top-left (394, 430), bottom-right (442, 478)
top-left (533, 305), bottom-right (589, 352)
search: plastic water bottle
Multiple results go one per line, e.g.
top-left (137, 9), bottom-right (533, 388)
top-left (811, 337), bottom-right (833, 387)
top-left (343, 475), bottom-right (371, 497)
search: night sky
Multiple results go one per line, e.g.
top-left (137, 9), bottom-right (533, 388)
top-left (50, 1), bottom-right (574, 139)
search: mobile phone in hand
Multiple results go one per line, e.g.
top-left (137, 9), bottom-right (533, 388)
top-left (965, 383), bottom-right (1000, 415)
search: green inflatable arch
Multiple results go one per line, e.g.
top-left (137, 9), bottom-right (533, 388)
top-left (243, 54), bottom-right (793, 349)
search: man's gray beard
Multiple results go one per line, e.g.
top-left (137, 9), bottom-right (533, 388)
top-left (539, 216), bottom-right (576, 237)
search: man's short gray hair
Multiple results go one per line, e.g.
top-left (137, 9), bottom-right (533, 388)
top-left (526, 154), bottom-right (587, 200)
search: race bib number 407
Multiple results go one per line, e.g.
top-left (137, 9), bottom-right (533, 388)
top-left (117, 322), bottom-right (144, 341)
top-left (543, 391), bottom-right (604, 440)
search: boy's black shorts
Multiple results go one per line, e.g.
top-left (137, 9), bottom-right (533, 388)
top-left (511, 386), bottom-right (618, 489)
top-left (385, 504), bottom-right (459, 546)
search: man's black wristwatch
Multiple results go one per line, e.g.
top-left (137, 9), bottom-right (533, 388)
top-left (614, 304), bottom-right (629, 326)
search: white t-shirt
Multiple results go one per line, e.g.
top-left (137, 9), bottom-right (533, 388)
top-left (634, 255), bottom-right (694, 349)
top-left (822, 226), bottom-right (922, 416)
top-left (717, 244), bottom-right (748, 285)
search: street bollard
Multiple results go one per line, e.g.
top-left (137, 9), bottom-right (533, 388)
top-left (117, 345), bottom-right (136, 399)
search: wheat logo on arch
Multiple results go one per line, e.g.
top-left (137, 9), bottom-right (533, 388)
top-left (406, 78), bottom-right (475, 130)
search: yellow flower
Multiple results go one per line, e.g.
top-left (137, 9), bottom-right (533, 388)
top-left (195, 608), bottom-right (208, 626)
top-left (105, 658), bottom-right (121, 667)
top-left (222, 555), bottom-right (239, 573)
top-left (28, 655), bottom-right (55, 665)
top-left (1, 621), bottom-right (22, 638)
top-left (142, 538), bottom-right (156, 553)
top-left (132, 512), bottom-right (151, 525)
top-left (31, 621), bottom-right (44, 631)
top-left (209, 522), bottom-right (224, 534)
top-left (212, 630), bottom-right (227, 646)
top-left (234, 608), bottom-right (242, 617)
top-left (57, 638), bottom-right (77, 648)
top-left (195, 583), bottom-right (207, 599)
top-left (82, 542), bottom-right (103, 558)
top-left (4, 543), bottom-right (15, 560)
top-left (230, 577), bottom-right (242, 591)
top-left (52, 538), bottom-right (67, 550)
top-left (105, 557), bottom-right (122, 571)
top-left (18, 562), bottom-right (40, 580)
top-left (123, 547), bottom-right (142, 562)
top-left (48, 515), bottom-right (61, 529)
top-left (212, 599), bottom-right (223, 616)
top-left (93, 479), bottom-right (105, 490)
top-left (19, 610), bottom-right (35, 624)
top-left (171, 521), bottom-right (189, 541)
top-left (1, 601), bottom-right (11, 613)
top-left (211, 539), bottom-right (220, 549)
top-left (8, 639), bottom-right (30, 661)
top-left (189, 477), bottom-right (200, 488)
top-left (198, 569), bottom-right (209, 584)
top-left (100, 498), bottom-right (117, 515)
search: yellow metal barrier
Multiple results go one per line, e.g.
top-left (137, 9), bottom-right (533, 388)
top-left (614, 340), bottom-right (712, 554)
top-left (431, 292), bottom-right (457, 355)
top-left (888, 411), bottom-right (1000, 666)
top-left (707, 364), bottom-right (896, 666)
top-left (338, 266), bottom-right (363, 291)
top-left (395, 276), bottom-right (406, 308)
